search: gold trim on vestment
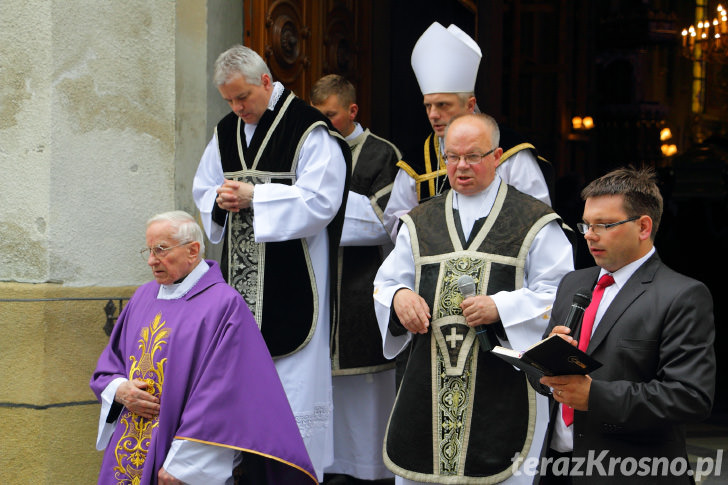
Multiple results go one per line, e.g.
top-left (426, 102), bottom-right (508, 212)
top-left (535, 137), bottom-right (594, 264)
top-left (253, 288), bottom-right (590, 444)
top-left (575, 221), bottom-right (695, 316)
top-left (423, 134), bottom-right (447, 198)
top-left (173, 436), bottom-right (318, 484)
top-left (395, 135), bottom-right (447, 201)
top-left (495, 142), bottom-right (535, 168)
top-left (395, 160), bottom-right (418, 178)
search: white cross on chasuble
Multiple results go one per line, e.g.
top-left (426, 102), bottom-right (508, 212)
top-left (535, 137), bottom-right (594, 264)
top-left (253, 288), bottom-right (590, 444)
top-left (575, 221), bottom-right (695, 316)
top-left (446, 326), bottom-right (464, 348)
top-left (433, 317), bottom-right (477, 376)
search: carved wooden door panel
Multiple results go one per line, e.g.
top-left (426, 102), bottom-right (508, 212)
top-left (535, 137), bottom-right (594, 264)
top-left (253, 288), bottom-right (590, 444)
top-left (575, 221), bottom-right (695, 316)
top-left (244, 0), bottom-right (372, 127)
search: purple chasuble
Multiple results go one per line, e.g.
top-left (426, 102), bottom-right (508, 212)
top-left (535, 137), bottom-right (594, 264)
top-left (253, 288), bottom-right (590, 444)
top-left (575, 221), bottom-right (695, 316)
top-left (90, 260), bottom-right (316, 484)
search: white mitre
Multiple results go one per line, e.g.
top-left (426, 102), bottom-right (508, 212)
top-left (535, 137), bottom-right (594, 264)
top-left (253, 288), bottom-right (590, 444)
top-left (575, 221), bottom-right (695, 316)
top-left (411, 22), bottom-right (482, 95)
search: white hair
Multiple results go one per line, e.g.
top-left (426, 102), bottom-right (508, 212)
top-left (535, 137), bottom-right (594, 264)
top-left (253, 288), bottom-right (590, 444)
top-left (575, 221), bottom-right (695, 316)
top-left (146, 210), bottom-right (205, 257)
top-left (213, 45), bottom-right (271, 86)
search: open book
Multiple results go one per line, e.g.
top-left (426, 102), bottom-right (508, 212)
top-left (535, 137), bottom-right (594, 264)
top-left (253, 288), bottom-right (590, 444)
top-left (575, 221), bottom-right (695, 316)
top-left (492, 334), bottom-right (602, 378)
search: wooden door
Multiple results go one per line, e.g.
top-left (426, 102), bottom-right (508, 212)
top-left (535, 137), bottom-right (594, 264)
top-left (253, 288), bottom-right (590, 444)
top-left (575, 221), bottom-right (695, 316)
top-left (244, 0), bottom-right (373, 127)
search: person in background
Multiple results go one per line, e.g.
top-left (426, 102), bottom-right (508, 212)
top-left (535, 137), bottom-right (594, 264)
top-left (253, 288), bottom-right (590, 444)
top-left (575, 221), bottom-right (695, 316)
top-left (311, 73), bottom-right (399, 484)
top-left (384, 23), bottom-right (562, 389)
top-left (90, 211), bottom-right (316, 485)
top-left (537, 167), bottom-right (715, 484)
top-left (192, 45), bottom-right (351, 481)
top-left (383, 21), bottom-right (552, 241)
top-left (373, 114), bottom-right (573, 484)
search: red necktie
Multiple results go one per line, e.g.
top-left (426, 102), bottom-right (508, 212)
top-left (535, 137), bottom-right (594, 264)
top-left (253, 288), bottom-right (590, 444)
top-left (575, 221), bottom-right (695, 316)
top-left (562, 273), bottom-right (615, 426)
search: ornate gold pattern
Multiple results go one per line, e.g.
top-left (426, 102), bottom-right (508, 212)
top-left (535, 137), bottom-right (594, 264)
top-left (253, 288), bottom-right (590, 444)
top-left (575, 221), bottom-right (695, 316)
top-left (436, 339), bottom-right (475, 475)
top-left (432, 257), bottom-right (486, 474)
top-left (113, 313), bottom-right (169, 485)
top-left (436, 257), bottom-right (484, 319)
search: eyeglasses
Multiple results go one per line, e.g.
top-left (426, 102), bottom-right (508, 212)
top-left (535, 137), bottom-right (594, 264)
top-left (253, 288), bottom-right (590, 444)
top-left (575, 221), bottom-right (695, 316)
top-left (140, 241), bottom-right (192, 261)
top-left (444, 148), bottom-right (497, 165)
top-left (577, 216), bottom-right (640, 235)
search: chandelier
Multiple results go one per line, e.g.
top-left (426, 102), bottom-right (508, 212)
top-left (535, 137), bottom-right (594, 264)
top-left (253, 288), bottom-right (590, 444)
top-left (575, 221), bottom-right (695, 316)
top-left (681, 4), bottom-right (728, 63)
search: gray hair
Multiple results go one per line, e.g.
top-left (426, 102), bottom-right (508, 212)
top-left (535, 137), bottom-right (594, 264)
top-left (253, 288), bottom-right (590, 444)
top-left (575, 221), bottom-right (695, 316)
top-left (146, 210), bottom-right (205, 257)
top-left (455, 92), bottom-right (475, 105)
top-left (213, 45), bottom-right (271, 86)
top-left (445, 112), bottom-right (500, 148)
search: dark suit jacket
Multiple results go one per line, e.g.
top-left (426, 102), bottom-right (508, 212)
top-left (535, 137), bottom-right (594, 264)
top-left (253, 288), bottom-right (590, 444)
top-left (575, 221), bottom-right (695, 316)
top-left (538, 252), bottom-right (715, 484)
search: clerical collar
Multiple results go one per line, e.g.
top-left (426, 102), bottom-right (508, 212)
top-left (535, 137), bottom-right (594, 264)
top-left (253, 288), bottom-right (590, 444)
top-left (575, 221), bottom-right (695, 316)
top-left (345, 122), bottom-right (364, 141)
top-left (157, 260), bottom-right (210, 300)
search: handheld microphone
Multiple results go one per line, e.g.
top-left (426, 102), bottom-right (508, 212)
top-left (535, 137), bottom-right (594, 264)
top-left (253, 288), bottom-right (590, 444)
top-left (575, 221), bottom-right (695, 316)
top-left (457, 274), bottom-right (477, 298)
top-left (457, 275), bottom-right (498, 352)
top-left (564, 288), bottom-right (592, 338)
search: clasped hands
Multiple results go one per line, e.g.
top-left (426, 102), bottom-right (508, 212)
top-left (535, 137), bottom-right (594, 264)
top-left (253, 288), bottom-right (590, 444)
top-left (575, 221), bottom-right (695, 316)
top-left (115, 381), bottom-right (182, 483)
top-left (392, 288), bottom-right (500, 334)
top-left (539, 325), bottom-right (592, 411)
top-left (114, 378), bottom-right (160, 420)
top-left (216, 179), bottom-right (254, 212)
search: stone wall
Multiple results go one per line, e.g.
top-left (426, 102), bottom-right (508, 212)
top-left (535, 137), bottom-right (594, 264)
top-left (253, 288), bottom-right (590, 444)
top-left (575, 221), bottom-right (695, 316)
top-left (0, 0), bottom-right (242, 482)
top-left (0, 284), bottom-right (136, 483)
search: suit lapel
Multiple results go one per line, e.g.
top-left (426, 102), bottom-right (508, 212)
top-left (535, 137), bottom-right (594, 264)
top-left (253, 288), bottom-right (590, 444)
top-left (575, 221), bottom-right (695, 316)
top-left (587, 254), bottom-right (661, 353)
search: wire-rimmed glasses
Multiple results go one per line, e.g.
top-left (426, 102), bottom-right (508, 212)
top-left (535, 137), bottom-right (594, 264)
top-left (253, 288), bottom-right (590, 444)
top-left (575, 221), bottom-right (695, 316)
top-left (140, 241), bottom-right (192, 261)
top-left (576, 216), bottom-right (640, 235)
top-left (444, 147), bottom-right (497, 165)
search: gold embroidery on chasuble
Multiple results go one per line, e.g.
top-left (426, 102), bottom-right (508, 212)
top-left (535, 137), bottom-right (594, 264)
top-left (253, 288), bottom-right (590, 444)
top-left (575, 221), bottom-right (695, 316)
top-left (429, 257), bottom-right (487, 475)
top-left (113, 313), bottom-right (168, 485)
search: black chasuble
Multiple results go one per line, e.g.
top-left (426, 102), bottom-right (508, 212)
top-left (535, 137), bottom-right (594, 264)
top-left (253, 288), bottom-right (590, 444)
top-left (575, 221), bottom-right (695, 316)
top-left (215, 89), bottom-right (351, 358)
top-left (383, 183), bottom-right (560, 483)
top-left (333, 129), bottom-right (400, 375)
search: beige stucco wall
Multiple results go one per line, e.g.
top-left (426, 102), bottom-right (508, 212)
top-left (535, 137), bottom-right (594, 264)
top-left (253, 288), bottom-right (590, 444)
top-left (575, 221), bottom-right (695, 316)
top-left (0, 283), bottom-right (137, 484)
top-left (1, 1), bottom-right (178, 286)
top-left (0, 0), bottom-right (242, 482)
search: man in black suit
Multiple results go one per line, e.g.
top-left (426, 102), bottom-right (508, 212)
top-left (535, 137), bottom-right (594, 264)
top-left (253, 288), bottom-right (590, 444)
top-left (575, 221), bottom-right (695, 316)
top-left (536, 167), bottom-right (715, 484)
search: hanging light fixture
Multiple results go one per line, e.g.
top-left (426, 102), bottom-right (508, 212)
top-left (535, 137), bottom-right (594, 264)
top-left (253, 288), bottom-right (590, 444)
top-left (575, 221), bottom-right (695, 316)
top-left (681, 4), bottom-right (728, 63)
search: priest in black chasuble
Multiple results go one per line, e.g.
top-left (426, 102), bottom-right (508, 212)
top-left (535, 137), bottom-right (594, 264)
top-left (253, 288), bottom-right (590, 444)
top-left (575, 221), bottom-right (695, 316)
top-left (374, 113), bottom-right (573, 484)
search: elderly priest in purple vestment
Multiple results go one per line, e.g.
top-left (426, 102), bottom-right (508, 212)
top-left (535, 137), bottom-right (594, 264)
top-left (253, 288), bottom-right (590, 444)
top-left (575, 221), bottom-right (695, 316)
top-left (90, 210), bottom-right (316, 485)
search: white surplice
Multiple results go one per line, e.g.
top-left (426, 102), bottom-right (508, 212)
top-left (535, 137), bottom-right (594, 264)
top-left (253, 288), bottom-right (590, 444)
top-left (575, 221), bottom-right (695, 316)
top-left (192, 82), bottom-right (346, 482)
top-left (373, 176), bottom-right (574, 485)
top-left (325, 123), bottom-right (395, 480)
